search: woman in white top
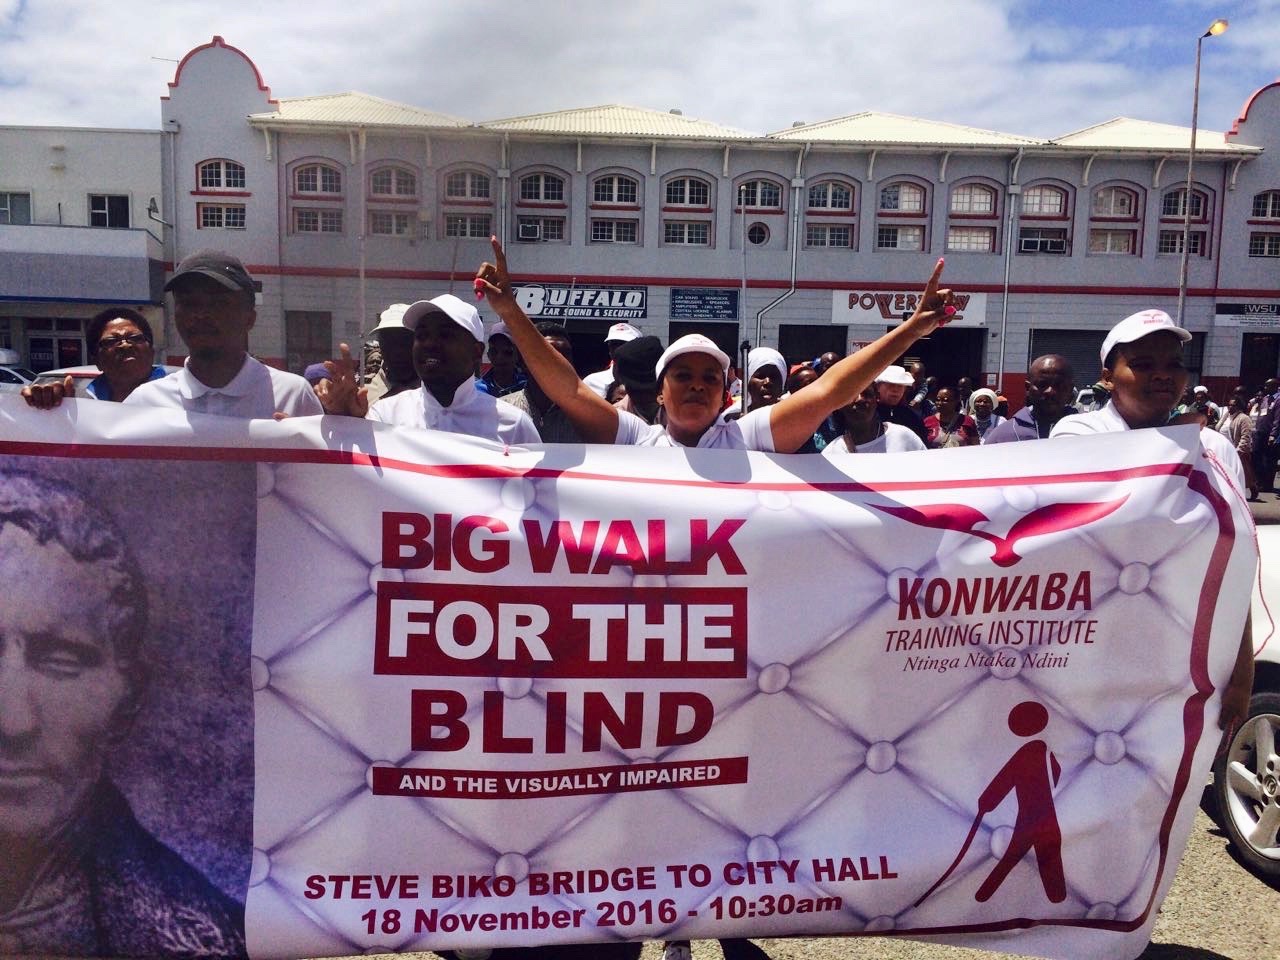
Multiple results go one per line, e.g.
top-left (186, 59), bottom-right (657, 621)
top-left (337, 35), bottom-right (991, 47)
top-left (1049, 309), bottom-right (1253, 735)
top-left (475, 238), bottom-right (955, 453)
top-left (821, 384), bottom-right (927, 457)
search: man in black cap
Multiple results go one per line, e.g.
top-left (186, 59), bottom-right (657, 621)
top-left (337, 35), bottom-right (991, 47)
top-left (609, 335), bottom-right (663, 425)
top-left (125, 250), bottom-right (321, 418)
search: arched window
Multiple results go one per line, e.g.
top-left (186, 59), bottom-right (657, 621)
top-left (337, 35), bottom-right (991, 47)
top-left (1091, 185), bottom-right (1138, 218)
top-left (662, 173), bottom-right (714, 246)
top-left (519, 173), bottom-right (564, 203)
top-left (1017, 182), bottom-right (1072, 255)
top-left (370, 166), bottom-right (417, 198)
top-left (665, 176), bottom-right (711, 207)
top-left (445, 169), bottom-right (491, 200)
top-left (590, 171), bottom-right (642, 245)
top-left (736, 179), bottom-right (783, 209)
top-left (1161, 187), bottom-right (1206, 219)
top-left (876, 179), bottom-right (927, 250)
top-left (198, 159), bottom-right (246, 190)
top-left (1022, 185), bottom-right (1067, 216)
top-left (294, 163), bottom-right (342, 195)
top-left (1088, 183), bottom-right (1142, 256)
top-left (808, 180), bottom-right (853, 211)
top-left (879, 181), bottom-right (925, 213)
top-left (950, 183), bottom-right (996, 215)
top-left (593, 174), bottom-right (638, 205)
top-left (1157, 186), bottom-right (1211, 257)
top-left (1251, 191), bottom-right (1280, 219)
top-left (804, 178), bottom-right (856, 250)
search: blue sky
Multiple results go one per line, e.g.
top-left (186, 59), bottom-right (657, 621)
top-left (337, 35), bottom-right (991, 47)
top-left (1, 0), bottom-right (1277, 139)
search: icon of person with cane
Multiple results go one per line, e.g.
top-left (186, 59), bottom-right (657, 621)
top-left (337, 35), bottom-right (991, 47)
top-left (915, 700), bottom-right (1066, 907)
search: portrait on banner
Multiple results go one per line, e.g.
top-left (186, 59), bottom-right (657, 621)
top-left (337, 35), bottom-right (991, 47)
top-left (0, 457), bottom-right (256, 957)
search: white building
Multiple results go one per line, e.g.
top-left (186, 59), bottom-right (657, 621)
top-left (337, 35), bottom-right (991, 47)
top-left (3, 35), bottom-right (1278, 406)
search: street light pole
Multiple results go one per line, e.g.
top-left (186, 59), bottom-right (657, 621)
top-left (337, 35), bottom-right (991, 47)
top-left (1177, 17), bottom-right (1228, 327)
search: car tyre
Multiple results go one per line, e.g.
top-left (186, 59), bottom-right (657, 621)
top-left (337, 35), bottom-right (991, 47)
top-left (1211, 690), bottom-right (1280, 879)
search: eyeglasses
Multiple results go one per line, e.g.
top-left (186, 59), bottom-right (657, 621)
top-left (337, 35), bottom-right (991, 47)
top-left (98, 333), bottom-right (149, 350)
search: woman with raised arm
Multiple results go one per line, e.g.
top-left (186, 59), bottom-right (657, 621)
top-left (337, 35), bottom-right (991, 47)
top-left (475, 237), bottom-right (955, 452)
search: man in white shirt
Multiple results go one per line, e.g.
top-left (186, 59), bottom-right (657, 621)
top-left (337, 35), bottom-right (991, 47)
top-left (335, 294), bottom-right (538, 445)
top-left (126, 250), bottom-right (322, 419)
top-left (1050, 309), bottom-right (1253, 733)
top-left (582, 322), bottom-right (641, 397)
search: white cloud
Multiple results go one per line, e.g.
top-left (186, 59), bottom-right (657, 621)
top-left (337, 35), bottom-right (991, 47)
top-left (0, 0), bottom-right (1276, 139)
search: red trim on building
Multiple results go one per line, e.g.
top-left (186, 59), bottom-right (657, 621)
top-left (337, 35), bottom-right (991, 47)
top-left (805, 209), bottom-right (856, 217)
top-left (190, 190), bottom-right (252, 197)
top-left (163, 36), bottom-right (277, 106)
top-left (154, 260), bottom-right (1277, 300)
top-left (1227, 80), bottom-right (1280, 139)
top-left (661, 206), bottom-right (713, 214)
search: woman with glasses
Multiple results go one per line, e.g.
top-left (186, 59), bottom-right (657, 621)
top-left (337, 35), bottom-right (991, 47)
top-left (84, 307), bottom-right (168, 402)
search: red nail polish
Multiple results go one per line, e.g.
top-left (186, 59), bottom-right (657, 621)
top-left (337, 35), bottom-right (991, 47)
top-left (473, 278), bottom-right (486, 300)
top-left (944, 305), bottom-right (957, 316)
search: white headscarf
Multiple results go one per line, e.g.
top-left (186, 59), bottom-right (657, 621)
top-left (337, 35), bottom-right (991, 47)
top-left (746, 347), bottom-right (787, 384)
top-left (968, 388), bottom-right (999, 417)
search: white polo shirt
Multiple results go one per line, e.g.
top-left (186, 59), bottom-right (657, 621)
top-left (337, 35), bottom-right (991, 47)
top-left (614, 406), bottom-right (774, 451)
top-left (124, 355), bottom-right (322, 419)
top-left (820, 423), bottom-right (927, 457)
top-left (1051, 401), bottom-right (1247, 491)
top-left (368, 376), bottom-right (540, 446)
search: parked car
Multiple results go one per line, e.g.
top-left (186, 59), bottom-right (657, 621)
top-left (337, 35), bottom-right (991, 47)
top-left (0, 364), bottom-right (37, 394)
top-left (30, 364), bottom-right (180, 399)
top-left (1209, 522), bottom-right (1280, 879)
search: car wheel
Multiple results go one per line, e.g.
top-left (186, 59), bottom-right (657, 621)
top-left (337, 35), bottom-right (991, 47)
top-left (1211, 691), bottom-right (1280, 879)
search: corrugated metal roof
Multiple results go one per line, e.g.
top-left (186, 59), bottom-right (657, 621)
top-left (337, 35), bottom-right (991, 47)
top-left (1051, 117), bottom-right (1258, 153)
top-left (250, 93), bottom-right (471, 129)
top-left (478, 104), bottom-right (754, 139)
top-left (768, 112), bottom-right (1039, 146)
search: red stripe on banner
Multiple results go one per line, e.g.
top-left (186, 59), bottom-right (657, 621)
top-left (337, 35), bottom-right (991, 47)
top-left (370, 757), bottom-right (748, 799)
top-left (0, 439), bottom-right (1195, 494)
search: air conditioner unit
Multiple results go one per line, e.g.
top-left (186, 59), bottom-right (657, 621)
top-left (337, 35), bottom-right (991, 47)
top-left (1046, 238), bottom-right (1067, 254)
top-left (1019, 238), bottom-right (1040, 253)
top-left (518, 222), bottom-right (542, 241)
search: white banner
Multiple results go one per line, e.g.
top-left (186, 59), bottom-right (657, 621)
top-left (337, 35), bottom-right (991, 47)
top-left (0, 399), bottom-right (1254, 960)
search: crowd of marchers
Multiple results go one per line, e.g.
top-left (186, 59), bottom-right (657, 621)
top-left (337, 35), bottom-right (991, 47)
top-left (13, 240), bottom-right (1261, 960)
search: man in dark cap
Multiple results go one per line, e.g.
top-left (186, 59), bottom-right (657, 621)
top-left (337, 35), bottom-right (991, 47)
top-left (128, 250), bottom-right (321, 418)
top-left (609, 335), bottom-right (663, 425)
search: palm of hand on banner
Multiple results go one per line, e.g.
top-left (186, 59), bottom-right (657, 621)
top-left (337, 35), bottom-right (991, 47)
top-left (317, 343), bottom-right (370, 418)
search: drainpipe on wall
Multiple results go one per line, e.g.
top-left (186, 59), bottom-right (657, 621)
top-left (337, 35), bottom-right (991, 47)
top-left (499, 134), bottom-right (511, 249)
top-left (998, 147), bottom-right (1024, 388)
top-left (358, 129), bottom-right (368, 340)
top-left (754, 145), bottom-right (808, 346)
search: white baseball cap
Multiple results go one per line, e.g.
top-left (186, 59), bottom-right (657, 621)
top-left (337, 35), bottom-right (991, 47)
top-left (656, 334), bottom-right (731, 379)
top-left (1100, 310), bottom-right (1191, 366)
top-left (605, 322), bottom-right (642, 344)
top-left (486, 320), bottom-right (512, 343)
top-left (373, 303), bottom-right (410, 332)
top-left (402, 294), bottom-right (484, 343)
top-left (1193, 384), bottom-right (1209, 395)
top-left (874, 364), bottom-right (915, 386)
